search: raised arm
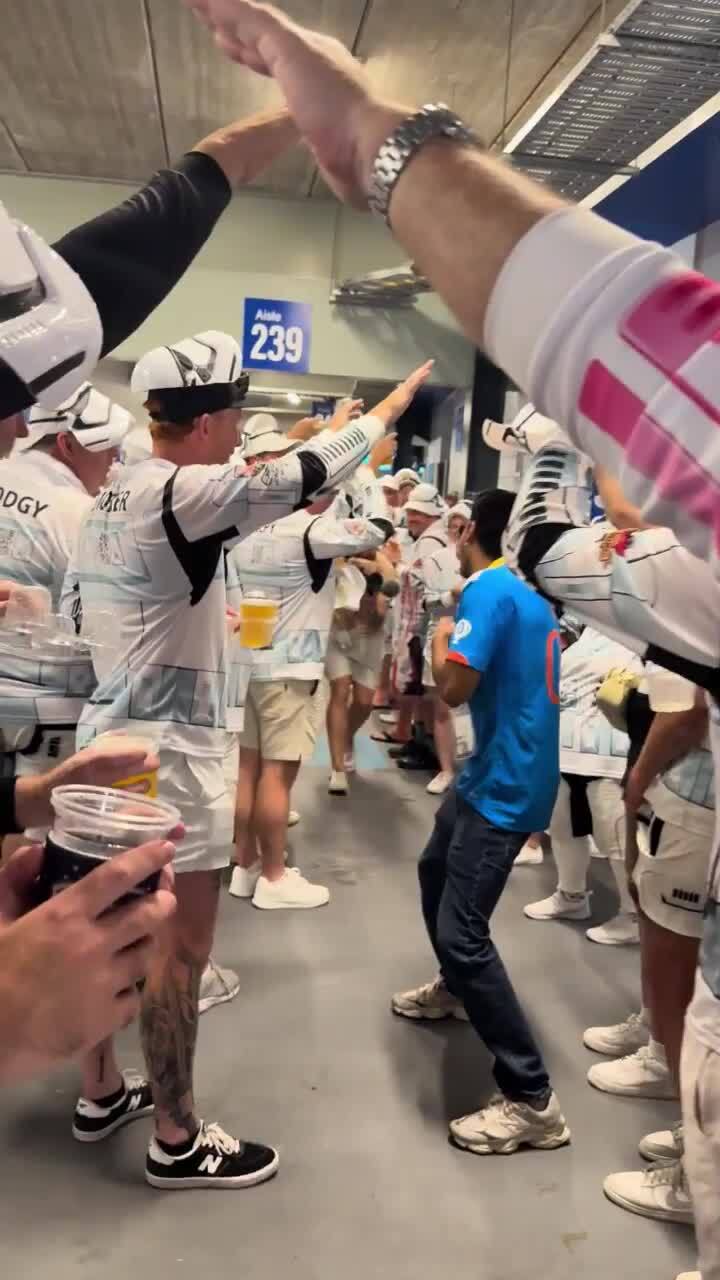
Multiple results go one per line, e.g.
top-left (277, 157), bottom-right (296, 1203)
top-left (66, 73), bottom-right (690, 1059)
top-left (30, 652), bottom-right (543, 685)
top-left (188, 1), bottom-right (720, 570)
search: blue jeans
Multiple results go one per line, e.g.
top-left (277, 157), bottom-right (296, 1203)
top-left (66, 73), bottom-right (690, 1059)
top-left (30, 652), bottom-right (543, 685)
top-left (418, 787), bottom-right (551, 1102)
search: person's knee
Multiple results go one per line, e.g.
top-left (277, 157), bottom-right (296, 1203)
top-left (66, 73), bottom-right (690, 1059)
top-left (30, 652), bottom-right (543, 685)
top-left (436, 911), bottom-right (492, 974)
top-left (329, 677), bottom-right (351, 705)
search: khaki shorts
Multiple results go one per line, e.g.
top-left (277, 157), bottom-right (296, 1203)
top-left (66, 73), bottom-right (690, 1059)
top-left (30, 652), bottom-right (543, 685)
top-left (157, 751), bottom-right (234, 874)
top-left (326, 627), bottom-right (385, 691)
top-left (634, 815), bottom-right (711, 939)
top-left (239, 678), bottom-right (319, 761)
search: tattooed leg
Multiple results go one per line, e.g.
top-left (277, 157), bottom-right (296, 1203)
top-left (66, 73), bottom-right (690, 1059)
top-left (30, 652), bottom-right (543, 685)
top-left (80, 1038), bottom-right (123, 1101)
top-left (141, 869), bottom-right (221, 1144)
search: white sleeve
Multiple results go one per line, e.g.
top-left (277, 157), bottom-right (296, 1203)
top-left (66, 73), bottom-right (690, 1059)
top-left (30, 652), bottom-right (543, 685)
top-left (485, 207), bottom-right (720, 572)
top-left (165, 415), bottom-right (386, 544)
top-left (645, 664), bottom-right (698, 714)
top-left (308, 513), bottom-right (387, 560)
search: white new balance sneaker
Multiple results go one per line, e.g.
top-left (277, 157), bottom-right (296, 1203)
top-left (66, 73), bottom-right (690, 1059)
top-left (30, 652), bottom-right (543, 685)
top-left (583, 1011), bottom-right (649, 1056)
top-left (514, 840), bottom-right (543, 866)
top-left (392, 976), bottom-right (469, 1022)
top-left (229, 862), bottom-right (261, 899)
top-left (426, 770), bottom-right (453, 796)
top-left (450, 1092), bottom-right (571, 1155)
top-left (253, 868), bottom-right (330, 911)
top-left (328, 770), bottom-right (348, 795)
top-left (524, 890), bottom-right (591, 922)
top-left (639, 1121), bottom-right (683, 1164)
top-left (588, 1044), bottom-right (677, 1099)
top-left (603, 1159), bottom-right (693, 1224)
top-left (199, 960), bottom-right (240, 1015)
top-left (586, 911), bottom-right (640, 946)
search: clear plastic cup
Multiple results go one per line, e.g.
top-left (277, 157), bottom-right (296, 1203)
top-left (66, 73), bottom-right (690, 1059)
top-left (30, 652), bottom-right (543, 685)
top-left (91, 730), bottom-right (160, 797)
top-left (234, 590), bottom-right (280, 650)
top-left (36, 784), bottom-right (180, 902)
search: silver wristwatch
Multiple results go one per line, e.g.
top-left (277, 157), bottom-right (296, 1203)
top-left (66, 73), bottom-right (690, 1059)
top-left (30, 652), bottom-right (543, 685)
top-left (368, 103), bottom-right (477, 224)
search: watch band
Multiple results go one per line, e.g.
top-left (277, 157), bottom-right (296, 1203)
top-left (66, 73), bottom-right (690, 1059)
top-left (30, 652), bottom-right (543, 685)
top-left (368, 103), bottom-right (478, 224)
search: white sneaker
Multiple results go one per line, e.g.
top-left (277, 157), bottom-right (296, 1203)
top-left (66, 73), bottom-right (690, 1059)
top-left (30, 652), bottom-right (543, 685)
top-left (426, 770), bottom-right (453, 796)
top-left (252, 868), bottom-right (330, 911)
top-left (328, 770), bottom-right (348, 795)
top-left (287, 809), bottom-right (300, 827)
top-left (199, 959), bottom-right (240, 1015)
top-left (588, 1045), bottom-right (677, 1099)
top-left (639, 1121), bottom-right (683, 1164)
top-left (586, 911), bottom-right (640, 946)
top-left (229, 861), bottom-right (261, 899)
top-left (482, 409), bottom-right (564, 456)
top-left (583, 1010), bottom-right (649, 1056)
top-left (450, 1092), bottom-right (571, 1155)
top-left (514, 840), bottom-right (543, 866)
top-left (603, 1159), bottom-right (693, 1224)
top-left (344, 753), bottom-right (356, 774)
top-left (524, 890), bottom-right (591, 922)
top-left (392, 976), bottom-right (469, 1022)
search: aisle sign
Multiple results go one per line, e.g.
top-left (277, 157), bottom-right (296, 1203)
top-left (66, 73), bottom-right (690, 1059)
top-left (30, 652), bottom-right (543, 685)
top-left (242, 297), bottom-right (312, 374)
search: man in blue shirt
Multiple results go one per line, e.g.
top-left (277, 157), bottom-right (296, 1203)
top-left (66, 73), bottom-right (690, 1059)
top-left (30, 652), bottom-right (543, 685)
top-left (392, 490), bottom-right (568, 1155)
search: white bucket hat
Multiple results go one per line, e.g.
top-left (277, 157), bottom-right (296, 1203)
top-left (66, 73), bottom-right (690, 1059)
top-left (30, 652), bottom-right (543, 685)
top-left (242, 412), bottom-right (295, 458)
top-left (404, 483), bottom-right (446, 519)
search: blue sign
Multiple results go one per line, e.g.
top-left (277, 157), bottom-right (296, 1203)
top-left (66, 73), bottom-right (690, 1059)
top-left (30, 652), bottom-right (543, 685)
top-left (242, 297), bottom-right (312, 374)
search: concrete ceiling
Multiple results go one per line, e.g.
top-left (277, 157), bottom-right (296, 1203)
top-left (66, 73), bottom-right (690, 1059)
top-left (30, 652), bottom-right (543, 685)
top-left (0, 0), bottom-right (620, 196)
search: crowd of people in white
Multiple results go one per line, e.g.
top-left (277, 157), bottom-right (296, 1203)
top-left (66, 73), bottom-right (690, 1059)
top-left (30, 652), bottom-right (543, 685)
top-left (1, 3), bottom-right (720, 1277)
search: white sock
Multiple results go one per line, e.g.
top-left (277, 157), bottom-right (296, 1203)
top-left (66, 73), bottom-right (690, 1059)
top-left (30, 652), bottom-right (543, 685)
top-left (648, 1037), bottom-right (667, 1066)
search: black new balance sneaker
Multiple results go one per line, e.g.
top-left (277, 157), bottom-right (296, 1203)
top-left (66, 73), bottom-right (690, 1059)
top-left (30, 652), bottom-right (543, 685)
top-left (72, 1071), bottom-right (154, 1143)
top-left (145, 1121), bottom-right (279, 1190)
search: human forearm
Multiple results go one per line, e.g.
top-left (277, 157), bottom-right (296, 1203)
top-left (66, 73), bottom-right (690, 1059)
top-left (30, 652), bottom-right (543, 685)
top-left (193, 108), bottom-right (299, 185)
top-left (630, 709), bottom-right (708, 799)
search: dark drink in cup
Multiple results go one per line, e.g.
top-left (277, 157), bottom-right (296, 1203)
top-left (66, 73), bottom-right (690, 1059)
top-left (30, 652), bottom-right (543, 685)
top-left (36, 785), bottom-right (180, 904)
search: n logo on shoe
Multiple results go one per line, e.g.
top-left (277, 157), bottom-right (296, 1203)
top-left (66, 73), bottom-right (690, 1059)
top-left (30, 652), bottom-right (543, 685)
top-left (198, 1154), bottom-right (223, 1175)
top-left (127, 1094), bottom-right (142, 1112)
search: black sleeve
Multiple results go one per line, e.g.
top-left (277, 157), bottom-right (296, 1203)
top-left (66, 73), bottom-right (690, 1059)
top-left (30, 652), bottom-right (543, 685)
top-left (0, 777), bottom-right (21, 835)
top-left (53, 151), bottom-right (231, 357)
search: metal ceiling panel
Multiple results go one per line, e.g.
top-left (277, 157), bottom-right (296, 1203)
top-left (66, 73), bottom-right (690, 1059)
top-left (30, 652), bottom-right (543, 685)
top-left (506, 0), bottom-right (601, 124)
top-left (0, 0), bottom-right (166, 180)
top-left (148, 0), bottom-right (367, 195)
top-left (505, 0), bottom-right (720, 200)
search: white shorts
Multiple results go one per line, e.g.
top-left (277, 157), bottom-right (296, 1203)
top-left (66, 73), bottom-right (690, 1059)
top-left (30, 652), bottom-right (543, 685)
top-left (326, 627), bottom-right (385, 691)
top-left (14, 726), bottom-right (77, 779)
top-left (157, 751), bottom-right (233, 874)
top-left (635, 815), bottom-right (711, 939)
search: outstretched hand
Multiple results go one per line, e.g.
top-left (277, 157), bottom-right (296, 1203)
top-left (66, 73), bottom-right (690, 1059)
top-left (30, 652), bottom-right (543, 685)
top-left (184, 1), bottom-right (407, 203)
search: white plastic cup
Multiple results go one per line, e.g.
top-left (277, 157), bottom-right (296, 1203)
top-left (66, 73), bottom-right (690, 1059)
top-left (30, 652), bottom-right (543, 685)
top-left (37, 784), bottom-right (180, 901)
top-left (233, 590), bottom-right (280, 650)
top-left (91, 730), bottom-right (160, 796)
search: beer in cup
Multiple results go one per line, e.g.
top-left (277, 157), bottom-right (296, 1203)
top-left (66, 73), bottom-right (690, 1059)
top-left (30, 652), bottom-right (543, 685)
top-left (234, 590), bottom-right (280, 650)
top-left (92, 730), bottom-right (160, 797)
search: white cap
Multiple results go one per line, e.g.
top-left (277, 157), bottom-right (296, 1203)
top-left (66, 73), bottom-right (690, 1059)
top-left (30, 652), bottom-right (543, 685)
top-left (448, 500), bottom-right (472, 521)
top-left (131, 330), bottom-right (242, 394)
top-left (242, 412), bottom-right (296, 459)
top-left (381, 474), bottom-right (399, 492)
top-left (395, 468), bottom-right (421, 487)
top-left (404, 483), bottom-right (446, 519)
top-left (20, 383), bottom-right (133, 453)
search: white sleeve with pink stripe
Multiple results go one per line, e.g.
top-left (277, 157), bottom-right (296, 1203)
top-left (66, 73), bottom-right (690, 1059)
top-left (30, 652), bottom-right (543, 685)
top-left (485, 207), bottom-right (720, 574)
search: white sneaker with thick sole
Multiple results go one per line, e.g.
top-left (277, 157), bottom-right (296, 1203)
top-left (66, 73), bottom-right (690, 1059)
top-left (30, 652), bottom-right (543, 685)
top-left (328, 770), bottom-right (348, 795)
top-left (524, 890), bottom-right (591, 922)
top-left (603, 1159), bottom-right (693, 1224)
top-left (253, 868), bottom-right (330, 911)
top-left (426, 770), bottom-right (453, 796)
top-left (287, 809), bottom-right (300, 827)
top-left (392, 976), bottom-right (469, 1022)
top-left (229, 862), bottom-right (261, 899)
top-left (514, 840), bottom-right (543, 866)
top-left (450, 1092), bottom-right (571, 1155)
top-left (639, 1121), bottom-right (683, 1163)
top-left (588, 1045), bottom-right (677, 1099)
top-left (586, 911), bottom-right (640, 947)
top-left (199, 960), bottom-right (240, 1015)
top-left (583, 1011), bottom-right (649, 1056)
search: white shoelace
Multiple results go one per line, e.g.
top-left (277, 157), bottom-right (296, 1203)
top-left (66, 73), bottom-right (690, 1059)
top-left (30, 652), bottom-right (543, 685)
top-left (198, 1122), bottom-right (242, 1158)
top-left (645, 1159), bottom-right (687, 1195)
top-left (122, 1069), bottom-right (146, 1093)
top-left (617, 1012), bottom-right (645, 1035)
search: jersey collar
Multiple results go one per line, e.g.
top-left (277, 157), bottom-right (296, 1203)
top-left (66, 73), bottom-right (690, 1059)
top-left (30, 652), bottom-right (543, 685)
top-left (18, 449), bottom-right (87, 494)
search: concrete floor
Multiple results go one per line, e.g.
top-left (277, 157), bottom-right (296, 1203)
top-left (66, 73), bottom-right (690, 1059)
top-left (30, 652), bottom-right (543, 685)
top-left (0, 733), bottom-right (697, 1280)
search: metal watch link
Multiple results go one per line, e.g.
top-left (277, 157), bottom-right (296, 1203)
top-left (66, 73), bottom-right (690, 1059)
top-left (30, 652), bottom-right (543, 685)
top-left (367, 103), bottom-right (478, 224)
